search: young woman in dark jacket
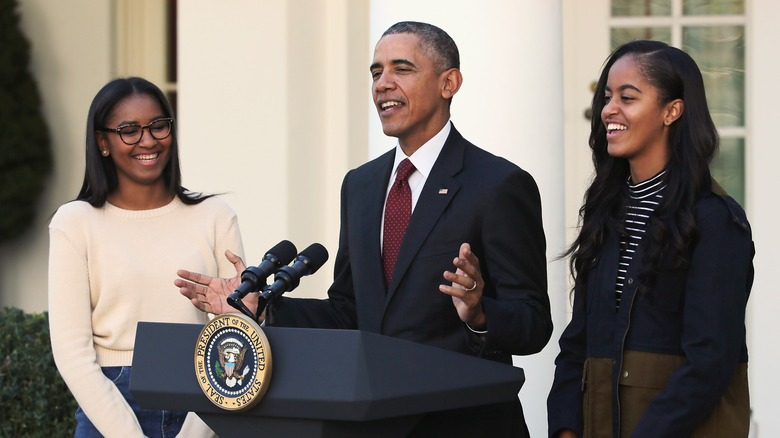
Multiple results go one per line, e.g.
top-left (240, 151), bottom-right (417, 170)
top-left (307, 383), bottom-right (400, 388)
top-left (547, 40), bottom-right (754, 437)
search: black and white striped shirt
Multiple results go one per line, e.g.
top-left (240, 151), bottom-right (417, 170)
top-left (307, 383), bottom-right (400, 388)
top-left (615, 170), bottom-right (666, 309)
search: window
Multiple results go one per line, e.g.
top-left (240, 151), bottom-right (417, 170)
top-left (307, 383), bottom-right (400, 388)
top-left (609, 0), bottom-right (746, 206)
top-left (114, 0), bottom-right (178, 114)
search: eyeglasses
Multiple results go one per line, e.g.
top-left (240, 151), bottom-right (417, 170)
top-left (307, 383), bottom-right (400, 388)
top-left (100, 118), bottom-right (174, 145)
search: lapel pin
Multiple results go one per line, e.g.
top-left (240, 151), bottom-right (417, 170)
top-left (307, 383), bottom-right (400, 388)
top-left (438, 188), bottom-right (448, 195)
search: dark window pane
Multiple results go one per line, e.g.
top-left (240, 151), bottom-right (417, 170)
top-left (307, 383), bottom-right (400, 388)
top-left (167, 0), bottom-right (177, 83)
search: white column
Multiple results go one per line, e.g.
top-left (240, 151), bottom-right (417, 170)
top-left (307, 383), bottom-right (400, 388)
top-left (178, 1), bottom-right (368, 297)
top-left (178, 0), bottom-right (291, 267)
top-left (746, 0), bottom-right (780, 434)
top-left (369, 2), bottom-right (565, 436)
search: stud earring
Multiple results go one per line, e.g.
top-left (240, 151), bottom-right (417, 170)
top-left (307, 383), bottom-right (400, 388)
top-left (102, 150), bottom-right (109, 156)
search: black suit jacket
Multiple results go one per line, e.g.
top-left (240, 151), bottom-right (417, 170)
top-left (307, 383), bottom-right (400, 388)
top-left (274, 125), bottom-right (551, 435)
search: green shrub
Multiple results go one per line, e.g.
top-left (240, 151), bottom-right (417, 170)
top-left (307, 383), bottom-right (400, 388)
top-left (0, 307), bottom-right (76, 437)
top-left (0, 0), bottom-right (53, 244)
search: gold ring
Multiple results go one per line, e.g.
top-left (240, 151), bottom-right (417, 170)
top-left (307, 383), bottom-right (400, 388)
top-left (466, 280), bottom-right (478, 291)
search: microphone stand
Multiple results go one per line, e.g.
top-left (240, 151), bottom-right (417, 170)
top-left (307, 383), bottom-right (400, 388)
top-left (228, 296), bottom-right (257, 321)
top-left (259, 291), bottom-right (284, 326)
top-left (228, 292), bottom-right (277, 325)
top-left (265, 299), bottom-right (276, 326)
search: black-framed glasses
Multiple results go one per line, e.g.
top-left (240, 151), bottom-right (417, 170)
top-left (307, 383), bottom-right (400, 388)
top-left (99, 118), bottom-right (174, 145)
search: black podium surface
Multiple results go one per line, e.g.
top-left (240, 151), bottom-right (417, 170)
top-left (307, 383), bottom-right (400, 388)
top-left (131, 321), bottom-right (525, 437)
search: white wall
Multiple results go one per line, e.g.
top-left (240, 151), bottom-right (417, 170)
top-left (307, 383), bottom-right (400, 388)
top-left (0, 1), bottom-right (113, 311)
top-left (177, 0), bottom-right (368, 298)
top-left (178, 0), bottom-right (291, 264)
top-left (367, 2), bottom-right (566, 436)
top-left (746, 0), bottom-right (780, 434)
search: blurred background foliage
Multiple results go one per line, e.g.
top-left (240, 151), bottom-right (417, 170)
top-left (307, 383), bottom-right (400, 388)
top-left (0, 0), bottom-right (52, 244)
top-left (0, 307), bottom-right (76, 437)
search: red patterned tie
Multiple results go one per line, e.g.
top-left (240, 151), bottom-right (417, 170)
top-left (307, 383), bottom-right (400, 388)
top-left (383, 158), bottom-right (416, 289)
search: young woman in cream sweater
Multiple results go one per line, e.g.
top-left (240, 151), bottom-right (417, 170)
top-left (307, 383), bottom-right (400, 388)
top-left (48, 77), bottom-right (244, 437)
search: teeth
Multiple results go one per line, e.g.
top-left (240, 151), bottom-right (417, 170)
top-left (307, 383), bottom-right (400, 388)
top-left (135, 153), bottom-right (159, 161)
top-left (607, 123), bottom-right (626, 132)
top-left (381, 101), bottom-right (401, 109)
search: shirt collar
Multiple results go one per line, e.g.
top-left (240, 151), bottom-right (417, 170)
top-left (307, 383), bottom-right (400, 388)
top-left (391, 121), bottom-right (451, 179)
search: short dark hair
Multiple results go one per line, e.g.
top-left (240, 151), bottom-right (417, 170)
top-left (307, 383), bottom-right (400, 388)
top-left (77, 77), bottom-right (210, 206)
top-left (382, 21), bottom-right (460, 74)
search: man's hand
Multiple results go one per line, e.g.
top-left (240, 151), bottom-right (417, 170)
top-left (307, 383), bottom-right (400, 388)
top-left (175, 250), bottom-right (258, 316)
top-left (440, 243), bottom-right (487, 329)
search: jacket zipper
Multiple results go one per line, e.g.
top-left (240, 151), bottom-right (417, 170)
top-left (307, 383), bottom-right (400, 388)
top-left (616, 280), bottom-right (639, 436)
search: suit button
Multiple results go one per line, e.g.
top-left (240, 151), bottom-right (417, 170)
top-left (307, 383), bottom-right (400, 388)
top-left (623, 370), bottom-right (629, 378)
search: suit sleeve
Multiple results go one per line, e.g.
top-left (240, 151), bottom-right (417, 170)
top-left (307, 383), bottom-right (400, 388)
top-left (478, 169), bottom-right (552, 355)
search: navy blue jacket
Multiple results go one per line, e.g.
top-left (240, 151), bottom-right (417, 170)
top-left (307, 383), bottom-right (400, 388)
top-left (272, 126), bottom-right (551, 437)
top-left (548, 178), bottom-right (754, 437)
top-left (273, 126), bottom-right (551, 359)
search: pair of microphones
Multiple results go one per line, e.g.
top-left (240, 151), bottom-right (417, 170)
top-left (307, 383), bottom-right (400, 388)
top-left (226, 240), bottom-right (329, 321)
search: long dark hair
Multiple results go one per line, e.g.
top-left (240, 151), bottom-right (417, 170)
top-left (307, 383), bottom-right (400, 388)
top-left (566, 40), bottom-right (718, 293)
top-left (77, 77), bottom-right (211, 207)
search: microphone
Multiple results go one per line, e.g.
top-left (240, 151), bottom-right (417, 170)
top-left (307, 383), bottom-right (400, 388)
top-left (227, 240), bottom-right (297, 313)
top-left (257, 243), bottom-right (329, 311)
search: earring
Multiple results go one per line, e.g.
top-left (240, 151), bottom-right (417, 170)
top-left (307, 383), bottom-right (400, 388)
top-left (102, 150), bottom-right (109, 156)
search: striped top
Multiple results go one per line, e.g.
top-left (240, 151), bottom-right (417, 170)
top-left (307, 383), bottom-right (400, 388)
top-left (615, 170), bottom-right (667, 309)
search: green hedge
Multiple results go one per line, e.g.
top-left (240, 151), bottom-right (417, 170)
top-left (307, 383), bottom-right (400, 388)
top-left (0, 0), bottom-right (53, 244)
top-left (0, 307), bottom-right (76, 437)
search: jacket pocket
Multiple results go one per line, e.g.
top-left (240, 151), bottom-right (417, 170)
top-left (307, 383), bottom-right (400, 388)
top-left (415, 239), bottom-right (461, 260)
top-left (583, 357), bottom-right (613, 438)
top-left (618, 351), bottom-right (685, 436)
top-left (617, 351), bottom-right (750, 437)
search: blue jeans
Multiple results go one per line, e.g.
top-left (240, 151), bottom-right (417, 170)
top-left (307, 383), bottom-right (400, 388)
top-left (74, 366), bottom-right (186, 438)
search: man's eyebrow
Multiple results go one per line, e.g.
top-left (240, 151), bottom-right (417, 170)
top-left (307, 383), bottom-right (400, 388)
top-left (370, 58), bottom-right (418, 71)
top-left (391, 58), bottom-right (417, 68)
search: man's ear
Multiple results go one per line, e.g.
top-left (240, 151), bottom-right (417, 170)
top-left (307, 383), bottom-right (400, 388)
top-left (664, 99), bottom-right (684, 126)
top-left (441, 68), bottom-right (463, 99)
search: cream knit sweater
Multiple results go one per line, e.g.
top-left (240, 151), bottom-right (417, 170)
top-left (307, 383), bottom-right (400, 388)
top-left (48, 196), bottom-right (244, 437)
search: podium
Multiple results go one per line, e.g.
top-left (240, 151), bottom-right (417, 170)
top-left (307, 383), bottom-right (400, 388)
top-left (130, 321), bottom-right (525, 437)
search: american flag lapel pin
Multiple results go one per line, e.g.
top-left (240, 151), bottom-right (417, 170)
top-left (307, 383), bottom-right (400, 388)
top-left (438, 188), bottom-right (448, 195)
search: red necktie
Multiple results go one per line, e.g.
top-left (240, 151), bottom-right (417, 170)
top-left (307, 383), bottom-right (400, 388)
top-left (383, 158), bottom-right (416, 289)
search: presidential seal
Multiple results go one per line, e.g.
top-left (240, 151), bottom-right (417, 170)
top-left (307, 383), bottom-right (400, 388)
top-left (194, 312), bottom-right (272, 411)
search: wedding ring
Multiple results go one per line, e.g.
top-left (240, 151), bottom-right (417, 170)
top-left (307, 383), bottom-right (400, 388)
top-left (466, 280), bottom-right (478, 291)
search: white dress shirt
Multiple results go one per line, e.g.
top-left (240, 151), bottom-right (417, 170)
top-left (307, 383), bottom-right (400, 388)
top-left (380, 121), bottom-right (451, 251)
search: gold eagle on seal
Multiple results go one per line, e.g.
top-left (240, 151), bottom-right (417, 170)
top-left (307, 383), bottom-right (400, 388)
top-left (217, 338), bottom-right (248, 387)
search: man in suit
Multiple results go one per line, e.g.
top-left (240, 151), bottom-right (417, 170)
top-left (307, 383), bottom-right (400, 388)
top-left (178, 21), bottom-right (551, 437)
